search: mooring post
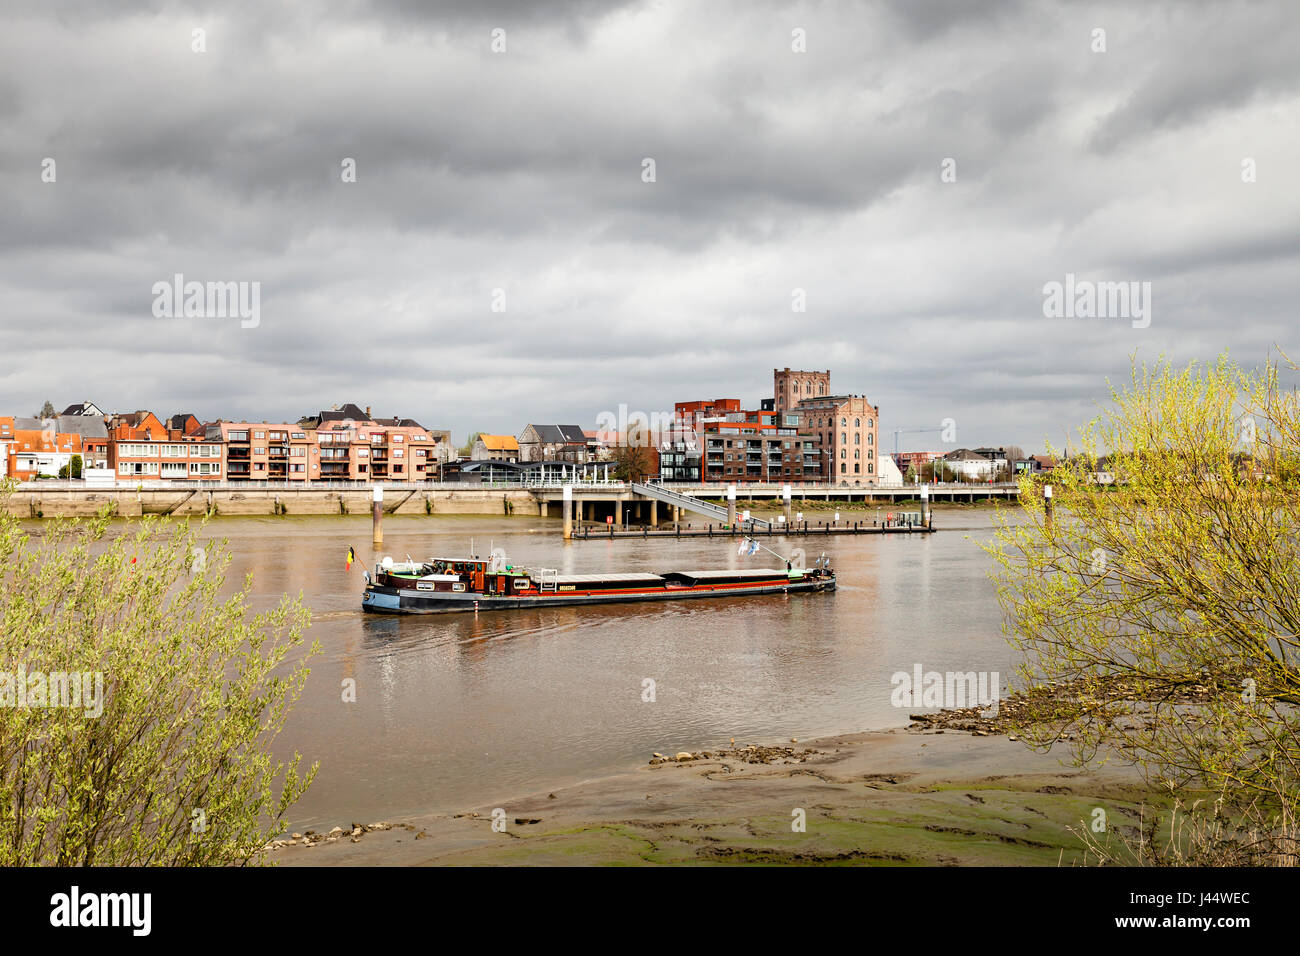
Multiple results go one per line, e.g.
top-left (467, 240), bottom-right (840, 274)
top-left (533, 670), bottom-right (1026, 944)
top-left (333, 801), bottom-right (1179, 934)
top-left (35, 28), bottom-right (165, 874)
top-left (921, 483), bottom-right (931, 528)
top-left (372, 483), bottom-right (383, 546)
top-left (562, 484), bottom-right (573, 541)
top-left (726, 483), bottom-right (737, 528)
top-left (1044, 484), bottom-right (1053, 528)
top-left (783, 483), bottom-right (792, 526)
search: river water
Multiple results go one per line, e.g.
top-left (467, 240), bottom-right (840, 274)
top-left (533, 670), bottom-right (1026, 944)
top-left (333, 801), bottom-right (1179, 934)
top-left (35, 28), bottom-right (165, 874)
top-left (189, 508), bottom-right (1019, 830)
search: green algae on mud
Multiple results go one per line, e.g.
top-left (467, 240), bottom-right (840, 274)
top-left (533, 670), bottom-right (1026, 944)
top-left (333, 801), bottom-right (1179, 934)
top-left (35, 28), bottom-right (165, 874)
top-left (267, 729), bottom-right (1161, 867)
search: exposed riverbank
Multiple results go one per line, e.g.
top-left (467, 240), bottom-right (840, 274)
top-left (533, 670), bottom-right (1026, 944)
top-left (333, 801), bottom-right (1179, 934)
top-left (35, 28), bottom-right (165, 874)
top-left (266, 723), bottom-right (1148, 866)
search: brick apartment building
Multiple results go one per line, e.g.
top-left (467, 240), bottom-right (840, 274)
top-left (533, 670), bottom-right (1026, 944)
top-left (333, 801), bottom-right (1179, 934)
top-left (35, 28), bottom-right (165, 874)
top-left (200, 422), bottom-right (314, 480)
top-left (301, 405), bottom-right (438, 480)
top-left (112, 435), bottom-right (226, 479)
top-left (894, 450), bottom-right (942, 479)
top-left (676, 400), bottom-right (820, 483)
top-left (796, 393), bottom-right (880, 483)
top-left (106, 410), bottom-right (219, 480)
top-left (4, 400), bottom-right (449, 484)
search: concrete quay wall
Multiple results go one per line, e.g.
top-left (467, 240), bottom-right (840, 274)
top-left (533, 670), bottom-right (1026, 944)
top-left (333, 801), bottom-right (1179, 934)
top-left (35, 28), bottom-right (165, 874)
top-left (4, 487), bottom-right (543, 519)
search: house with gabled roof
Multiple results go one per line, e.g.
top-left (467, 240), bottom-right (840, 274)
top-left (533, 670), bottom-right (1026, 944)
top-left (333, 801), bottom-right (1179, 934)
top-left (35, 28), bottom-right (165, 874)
top-left (518, 424), bottom-right (589, 463)
top-left (942, 448), bottom-right (997, 481)
top-left (167, 413), bottom-right (202, 439)
top-left (472, 434), bottom-right (519, 462)
top-left (60, 401), bottom-right (107, 418)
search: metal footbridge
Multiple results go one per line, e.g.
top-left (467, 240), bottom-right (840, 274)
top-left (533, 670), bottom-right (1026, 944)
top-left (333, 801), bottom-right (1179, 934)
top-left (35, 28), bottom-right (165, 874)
top-left (631, 482), bottom-right (772, 530)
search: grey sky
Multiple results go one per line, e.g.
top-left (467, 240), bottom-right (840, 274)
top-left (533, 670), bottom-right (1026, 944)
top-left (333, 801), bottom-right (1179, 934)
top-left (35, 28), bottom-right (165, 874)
top-left (2, 0), bottom-right (1297, 450)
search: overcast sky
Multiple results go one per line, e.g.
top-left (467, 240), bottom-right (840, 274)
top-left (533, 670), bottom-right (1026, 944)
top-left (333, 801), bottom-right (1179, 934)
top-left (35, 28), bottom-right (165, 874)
top-left (2, 0), bottom-right (1297, 451)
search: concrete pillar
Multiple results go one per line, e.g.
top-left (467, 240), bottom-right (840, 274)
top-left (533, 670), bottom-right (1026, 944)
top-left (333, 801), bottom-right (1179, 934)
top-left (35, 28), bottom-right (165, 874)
top-left (540, 499), bottom-right (548, 517)
top-left (782, 483), bottom-right (792, 526)
top-left (372, 483), bottom-right (383, 546)
top-left (727, 483), bottom-right (737, 527)
top-left (615, 496), bottom-right (624, 528)
top-left (563, 484), bottom-right (573, 540)
top-left (650, 499), bottom-right (658, 527)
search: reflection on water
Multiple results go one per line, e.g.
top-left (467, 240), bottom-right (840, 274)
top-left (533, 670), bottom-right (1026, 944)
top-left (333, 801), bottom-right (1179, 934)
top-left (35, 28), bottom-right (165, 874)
top-left (178, 510), bottom-right (1019, 830)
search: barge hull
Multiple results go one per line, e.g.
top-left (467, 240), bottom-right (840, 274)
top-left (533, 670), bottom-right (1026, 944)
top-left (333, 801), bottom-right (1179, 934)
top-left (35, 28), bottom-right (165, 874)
top-left (362, 577), bottom-right (834, 614)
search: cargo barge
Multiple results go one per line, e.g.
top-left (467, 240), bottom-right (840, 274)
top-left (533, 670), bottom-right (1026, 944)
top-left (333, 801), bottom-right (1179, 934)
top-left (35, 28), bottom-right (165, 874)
top-left (361, 550), bottom-right (835, 614)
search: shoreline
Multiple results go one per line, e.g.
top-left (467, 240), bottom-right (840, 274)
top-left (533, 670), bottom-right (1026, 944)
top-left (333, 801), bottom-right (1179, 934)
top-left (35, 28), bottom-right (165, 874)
top-left (266, 723), bottom-right (1150, 866)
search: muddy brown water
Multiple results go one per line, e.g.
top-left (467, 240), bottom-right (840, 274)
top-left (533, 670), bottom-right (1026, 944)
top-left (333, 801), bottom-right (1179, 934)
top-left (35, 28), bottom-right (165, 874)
top-left (37, 508), bottom-right (1022, 831)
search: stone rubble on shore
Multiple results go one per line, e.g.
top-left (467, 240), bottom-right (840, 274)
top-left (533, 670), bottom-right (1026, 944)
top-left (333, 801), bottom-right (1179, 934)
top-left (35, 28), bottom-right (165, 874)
top-left (262, 821), bottom-right (407, 852)
top-left (649, 744), bottom-right (821, 766)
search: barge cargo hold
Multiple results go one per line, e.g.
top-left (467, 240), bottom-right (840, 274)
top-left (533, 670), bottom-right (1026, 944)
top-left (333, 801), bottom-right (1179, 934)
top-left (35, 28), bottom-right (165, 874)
top-left (361, 554), bottom-right (835, 614)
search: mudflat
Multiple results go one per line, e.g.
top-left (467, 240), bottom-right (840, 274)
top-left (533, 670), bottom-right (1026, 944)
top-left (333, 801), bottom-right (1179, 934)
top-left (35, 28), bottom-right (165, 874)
top-left (266, 726), bottom-right (1152, 866)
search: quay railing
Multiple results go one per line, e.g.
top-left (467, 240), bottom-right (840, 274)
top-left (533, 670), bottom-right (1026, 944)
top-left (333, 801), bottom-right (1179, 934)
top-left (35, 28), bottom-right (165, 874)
top-left (10, 478), bottom-right (1021, 494)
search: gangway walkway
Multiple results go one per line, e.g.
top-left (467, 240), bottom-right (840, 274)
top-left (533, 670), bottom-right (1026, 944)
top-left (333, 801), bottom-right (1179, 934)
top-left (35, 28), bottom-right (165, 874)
top-left (631, 482), bottom-right (771, 530)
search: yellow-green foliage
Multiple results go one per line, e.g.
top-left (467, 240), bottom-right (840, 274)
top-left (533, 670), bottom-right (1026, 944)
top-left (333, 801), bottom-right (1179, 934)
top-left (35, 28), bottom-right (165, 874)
top-left (0, 487), bottom-right (317, 865)
top-left (987, 354), bottom-right (1300, 841)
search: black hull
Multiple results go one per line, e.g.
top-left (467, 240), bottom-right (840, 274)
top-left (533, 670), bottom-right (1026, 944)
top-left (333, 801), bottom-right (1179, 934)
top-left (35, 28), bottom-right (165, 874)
top-left (362, 576), bottom-right (835, 614)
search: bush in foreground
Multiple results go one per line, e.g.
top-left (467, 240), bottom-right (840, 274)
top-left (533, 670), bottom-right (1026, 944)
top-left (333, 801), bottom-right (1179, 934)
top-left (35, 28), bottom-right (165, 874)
top-left (0, 488), bottom-right (317, 865)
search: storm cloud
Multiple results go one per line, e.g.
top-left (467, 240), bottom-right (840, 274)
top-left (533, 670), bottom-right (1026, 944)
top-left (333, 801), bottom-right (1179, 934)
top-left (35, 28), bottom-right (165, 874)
top-left (1, 0), bottom-right (1297, 449)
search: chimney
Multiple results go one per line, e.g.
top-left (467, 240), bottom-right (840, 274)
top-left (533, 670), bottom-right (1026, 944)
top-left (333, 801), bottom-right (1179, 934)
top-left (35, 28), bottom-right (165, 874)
top-left (365, 406), bottom-right (371, 418)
